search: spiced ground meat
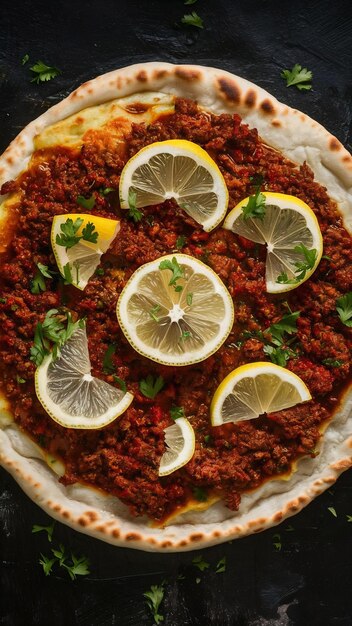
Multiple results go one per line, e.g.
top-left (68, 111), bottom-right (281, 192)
top-left (0, 98), bottom-right (351, 521)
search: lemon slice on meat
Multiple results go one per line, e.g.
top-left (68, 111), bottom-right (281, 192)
top-left (159, 417), bottom-right (195, 476)
top-left (51, 213), bottom-right (120, 290)
top-left (35, 326), bottom-right (133, 429)
top-left (116, 253), bottom-right (234, 366)
top-left (119, 139), bottom-right (228, 232)
top-left (211, 361), bottom-right (311, 426)
top-left (223, 192), bottom-right (323, 293)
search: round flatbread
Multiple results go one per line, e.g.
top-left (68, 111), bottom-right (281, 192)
top-left (0, 62), bottom-right (351, 552)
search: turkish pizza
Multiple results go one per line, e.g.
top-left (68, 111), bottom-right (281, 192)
top-left (0, 63), bottom-right (351, 552)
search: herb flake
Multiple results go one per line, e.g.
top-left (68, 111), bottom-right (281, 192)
top-left (181, 11), bottom-right (204, 28)
top-left (143, 584), bottom-right (165, 625)
top-left (336, 292), bottom-right (352, 327)
top-left (281, 64), bottom-right (313, 90)
top-left (139, 375), bottom-right (165, 399)
top-left (30, 60), bottom-right (61, 84)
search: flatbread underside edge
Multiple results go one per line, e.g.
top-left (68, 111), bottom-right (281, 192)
top-left (0, 62), bottom-right (351, 551)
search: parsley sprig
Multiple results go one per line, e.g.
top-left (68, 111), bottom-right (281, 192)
top-left (276, 244), bottom-right (317, 285)
top-left (127, 190), bottom-right (144, 223)
top-left (144, 584), bottom-right (165, 625)
top-left (139, 375), bottom-right (165, 399)
top-left (40, 544), bottom-right (90, 580)
top-left (242, 187), bottom-right (266, 220)
top-left (336, 292), bottom-right (352, 327)
top-left (30, 263), bottom-right (55, 294)
top-left (159, 257), bottom-right (185, 292)
top-left (32, 521), bottom-right (55, 542)
top-left (181, 11), bottom-right (204, 28)
top-left (30, 309), bottom-right (85, 366)
top-left (170, 406), bottom-right (185, 420)
top-left (77, 194), bottom-right (96, 210)
top-left (281, 64), bottom-right (313, 91)
top-left (56, 217), bottom-right (98, 248)
top-left (261, 310), bottom-right (300, 366)
top-left (29, 60), bottom-right (61, 84)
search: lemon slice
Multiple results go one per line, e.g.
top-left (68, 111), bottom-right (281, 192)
top-left (223, 192), bottom-right (323, 293)
top-left (211, 361), bottom-right (311, 426)
top-left (119, 139), bottom-right (228, 232)
top-left (159, 417), bottom-right (195, 476)
top-left (51, 213), bottom-right (120, 290)
top-left (116, 253), bottom-right (234, 366)
top-left (35, 326), bottom-right (133, 429)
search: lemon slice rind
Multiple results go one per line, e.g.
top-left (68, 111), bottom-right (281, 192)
top-left (119, 139), bottom-right (229, 232)
top-left (159, 417), bottom-right (195, 476)
top-left (116, 253), bottom-right (234, 366)
top-left (223, 192), bottom-right (323, 293)
top-left (211, 361), bottom-right (312, 426)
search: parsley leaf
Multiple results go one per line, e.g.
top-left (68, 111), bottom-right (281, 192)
top-left (281, 64), bottom-right (313, 91)
top-left (143, 584), bottom-right (165, 626)
top-left (113, 375), bottom-right (127, 393)
top-left (176, 235), bottom-right (186, 250)
top-left (265, 312), bottom-right (300, 346)
top-left (263, 344), bottom-right (294, 367)
top-left (82, 222), bottom-right (98, 243)
top-left (193, 486), bottom-right (208, 502)
top-left (103, 344), bottom-right (116, 374)
top-left (336, 292), bottom-right (352, 327)
top-left (272, 533), bottom-right (282, 551)
top-left (127, 189), bottom-right (144, 223)
top-left (346, 515), bottom-right (352, 523)
top-left (276, 244), bottom-right (317, 285)
top-left (30, 310), bottom-right (85, 367)
top-left (181, 11), bottom-right (204, 28)
top-left (56, 217), bottom-right (84, 248)
top-left (328, 506), bottom-right (337, 518)
top-left (32, 521), bottom-right (55, 542)
top-left (216, 557), bottom-right (226, 573)
top-left (179, 330), bottom-right (191, 343)
top-left (192, 555), bottom-right (210, 571)
top-left (39, 554), bottom-right (57, 576)
top-left (186, 293), bottom-right (193, 306)
top-left (77, 194), bottom-right (96, 210)
top-left (139, 375), bottom-right (165, 399)
top-left (159, 257), bottom-right (185, 290)
top-left (149, 304), bottom-right (161, 322)
top-left (170, 406), bottom-right (185, 420)
top-left (322, 358), bottom-right (343, 368)
top-left (29, 60), bottom-right (61, 84)
top-left (30, 263), bottom-right (55, 294)
top-left (62, 554), bottom-right (91, 581)
top-left (22, 53), bottom-right (29, 65)
top-left (63, 262), bottom-right (74, 285)
top-left (242, 188), bottom-right (266, 220)
top-left (99, 187), bottom-right (115, 196)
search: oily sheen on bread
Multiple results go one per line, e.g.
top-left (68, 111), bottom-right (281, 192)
top-left (0, 62), bottom-right (351, 552)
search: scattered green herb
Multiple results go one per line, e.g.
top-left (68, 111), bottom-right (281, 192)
top-left (99, 187), bottom-right (115, 196)
top-left (346, 515), bottom-right (352, 522)
top-left (192, 486), bottom-right (208, 502)
top-left (11, 304), bottom-right (18, 311)
top-left (281, 64), bottom-right (312, 90)
top-left (76, 194), bottom-right (96, 210)
top-left (56, 217), bottom-right (99, 248)
top-left (179, 330), bottom-right (191, 343)
top-left (112, 375), bottom-right (127, 393)
top-left (328, 506), bottom-right (337, 518)
top-left (322, 255), bottom-right (331, 261)
top-left (149, 304), bottom-right (161, 322)
top-left (30, 263), bottom-right (55, 294)
top-left (336, 292), bottom-right (352, 327)
top-left (0, 297), bottom-right (6, 304)
top-left (95, 267), bottom-right (105, 276)
top-left (63, 262), bottom-right (74, 285)
top-left (272, 533), bottom-right (282, 551)
top-left (216, 557), bottom-right (226, 573)
top-left (265, 311), bottom-right (300, 346)
top-left (276, 244), bottom-right (317, 284)
top-left (143, 584), bottom-right (165, 626)
top-left (22, 53), bottom-right (29, 65)
top-left (263, 344), bottom-right (294, 367)
top-left (127, 190), bottom-right (144, 223)
top-left (139, 375), bottom-right (165, 399)
top-left (16, 375), bottom-right (26, 384)
top-left (181, 11), bottom-right (204, 28)
top-left (103, 344), bottom-right (116, 374)
top-left (204, 434), bottom-right (212, 445)
top-left (176, 235), bottom-right (186, 250)
top-left (159, 256), bottom-right (185, 291)
top-left (192, 555), bottom-right (210, 571)
top-left (322, 358), bottom-right (343, 368)
top-left (39, 554), bottom-right (57, 576)
top-left (30, 60), bottom-right (61, 84)
top-left (32, 521), bottom-right (55, 542)
top-left (30, 309), bottom-right (85, 366)
top-left (170, 406), bottom-right (186, 420)
top-left (186, 293), bottom-right (193, 306)
top-left (184, 0), bottom-right (197, 4)
top-left (241, 187), bottom-right (266, 220)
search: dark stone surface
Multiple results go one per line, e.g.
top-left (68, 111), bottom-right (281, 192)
top-left (0, 1), bottom-right (352, 624)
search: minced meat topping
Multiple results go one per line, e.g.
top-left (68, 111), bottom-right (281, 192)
top-left (0, 97), bottom-right (351, 521)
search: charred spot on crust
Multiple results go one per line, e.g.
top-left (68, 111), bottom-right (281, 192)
top-left (175, 68), bottom-right (201, 81)
top-left (272, 120), bottom-right (281, 127)
top-left (154, 70), bottom-right (168, 80)
top-left (260, 99), bottom-right (275, 115)
top-left (136, 71), bottom-right (147, 83)
top-left (112, 529), bottom-right (120, 538)
top-left (244, 90), bottom-right (256, 108)
top-left (330, 137), bottom-right (341, 151)
top-left (217, 77), bottom-right (241, 104)
top-left (125, 532), bottom-right (140, 541)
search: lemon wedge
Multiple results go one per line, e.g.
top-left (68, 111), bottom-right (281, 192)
top-left (159, 417), bottom-right (195, 476)
top-left (116, 253), bottom-right (234, 366)
top-left (223, 192), bottom-right (323, 293)
top-left (119, 139), bottom-right (228, 232)
top-left (211, 362), bottom-right (311, 426)
top-left (51, 213), bottom-right (120, 290)
top-left (35, 326), bottom-right (133, 429)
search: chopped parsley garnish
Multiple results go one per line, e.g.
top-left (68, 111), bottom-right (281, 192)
top-left (216, 557), bottom-right (226, 573)
top-left (16, 375), bottom-right (26, 384)
top-left (39, 554), bottom-right (57, 576)
top-left (176, 235), bottom-right (186, 250)
top-left (192, 555), bottom-right (210, 571)
top-left (0, 297), bottom-right (6, 304)
top-left (204, 434), bottom-right (212, 445)
top-left (127, 190), bottom-right (144, 223)
top-left (263, 344), bottom-right (294, 367)
top-left (265, 311), bottom-right (300, 346)
top-left (56, 217), bottom-right (99, 248)
top-left (328, 506), bottom-right (337, 518)
top-left (181, 11), bottom-right (204, 28)
top-left (99, 187), bottom-right (115, 196)
top-left (186, 292), bottom-right (193, 306)
top-left (21, 53), bottom-right (29, 66)
top-left (149, 304), bottom-right (161, 322)
top-left (179, 330), bottom-right (191, 343)
top-left (143, 584), bottom-right (165, 626)
top-left (30, 309), bottom-right (85, 366)
top-left (281, 64), bottom-right (313, 91)
top-left (76, 194), bottom-right (96, 210)
top-left (113, 375), bottom-right (127, 393)
top-left (159, 256), bottom-right (185, 290)
top-left (30, 263), bottom-right (55, 294)
top-left (276, 244), bottom-right (317, 284)
top-left (29, 60), bottom-right (61, 84)
top-left (241, 187), bottom-right (266, 220)
top-left (102, 344), bottom-right (116, 374)
top-left (32, 522), bottom-right (55, 542)
top-left (346, 515), bottom-right (352, 523)
top-left (322, 358), bottom-right (343, 368)
top-left (139, 375), bottom-right (165, 399)
top-left (262, 311), bottom-right (300, 366)
top-left (170, 406), bottom-right (185, 420)
top-left (40, 544), bottom-right (90, 580)
top-left (336, 292), bottom-right (352, 327)
top-left (63, 262), bottom-right (74, 284)
top-left (272, 533), bottom-right (282, 551)
top-left (184, 0), bottom-right (197, 4)
top-left (192, 486), bottom-right (208, 502)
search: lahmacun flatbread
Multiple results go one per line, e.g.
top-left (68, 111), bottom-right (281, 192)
top-left (0, 62), bottom-right (351, 552)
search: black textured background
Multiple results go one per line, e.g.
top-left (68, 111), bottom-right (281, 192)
top-left (1, 1), bottom-right (352, 625)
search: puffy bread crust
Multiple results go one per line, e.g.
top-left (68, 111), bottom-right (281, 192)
top-left (0, 62), bottom-right (351, 551)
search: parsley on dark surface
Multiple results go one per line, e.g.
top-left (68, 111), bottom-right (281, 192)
top-left (40, 544), bottom-right (90, 580)
top-left (127, 189), bottom-right (144, 222)
top-left (32, 522), bottom-right (55, 542)
top-left (216, 557), bottom-right (226, 573)
top-left (29, 60), bottom-right (61, 84)
top-left (170, 406), bottom-right (185, 420)
top-left (181, 11), bottom-right (204, 28)
top-left (241, 187), bottom-right (266, 220)
top-left (144, 584), bottom-right (165, 625)
top-left (192, 555), bottom-right (210, 571)
top-left (336, 292), bottom-right (352, 327)
top-left (276, 244), bottom-right (317, 284)
top-left (139, 375), bottom-right (165, 399)
top-left (21, 53), bottom-right (29, 65)
top-left (30, 310), bottom-right (85, 366)
top-left (30, 263), bottom-right (54, 294)
top-left (77, 194), bottom-right (96, 210)
top-left (281, 64), bottom-right (313, 90)
top-left (102, 344), bottom-right (116, 374)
